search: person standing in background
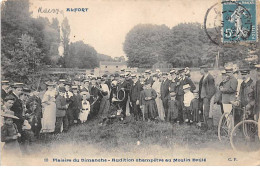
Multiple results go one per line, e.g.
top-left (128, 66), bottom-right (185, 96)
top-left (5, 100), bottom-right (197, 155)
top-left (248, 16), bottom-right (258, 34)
top-left (198, 66), bottom-right (216, 130)
top-left (152, 73), bottom-right (165, 121)
top-left (41, 82), bottom-right (57, 133)
top-left (160, 72), bottom-right (170, 121)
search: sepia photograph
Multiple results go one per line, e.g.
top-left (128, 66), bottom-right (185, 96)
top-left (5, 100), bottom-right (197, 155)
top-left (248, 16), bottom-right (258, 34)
top-left (1, 0), bottom-right (260, 166)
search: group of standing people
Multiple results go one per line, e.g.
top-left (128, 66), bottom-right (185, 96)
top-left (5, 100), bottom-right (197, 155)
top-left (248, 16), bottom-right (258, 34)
top-left (1, 64), bottom-right (260, 157)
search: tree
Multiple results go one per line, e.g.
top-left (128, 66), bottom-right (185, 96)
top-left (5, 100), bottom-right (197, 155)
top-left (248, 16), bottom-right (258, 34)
top-left (65, 41), bottom-right (98, 69)
top-left (123, 24), bottom-right (170, 68)
top-left (61, 17), bottom-right (70, 66)
top-left (1, 34), bottom-right (43, 83)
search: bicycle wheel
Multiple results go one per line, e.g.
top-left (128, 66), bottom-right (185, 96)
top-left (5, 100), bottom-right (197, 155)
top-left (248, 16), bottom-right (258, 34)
top-left (218, 112), bottom-right (234, 142)
top-left (230, 120), bottom-right (260, 152)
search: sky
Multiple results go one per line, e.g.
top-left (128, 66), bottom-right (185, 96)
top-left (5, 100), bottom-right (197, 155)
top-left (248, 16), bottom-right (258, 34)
top-left (30, 0), bottom-right (220, 58)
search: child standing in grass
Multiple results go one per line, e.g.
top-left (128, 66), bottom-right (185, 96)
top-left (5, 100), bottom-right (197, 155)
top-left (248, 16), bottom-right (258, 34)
top-left (190, 90), bottom-right (201, 123)
top-left (183, 84), bottom-right (194, 123)
top-left (140, 82), bottom-right (158, 121)
top-left (55, 87), bottom-right (69, 133)
top-left (1, 111), bottom-right (22, 157)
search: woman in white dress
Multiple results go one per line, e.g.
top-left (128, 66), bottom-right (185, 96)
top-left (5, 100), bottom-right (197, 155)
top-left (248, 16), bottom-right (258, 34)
top-left (152, 74), bottom-right (165, 120)
top-left (41, 82), bottom-right (57, 133)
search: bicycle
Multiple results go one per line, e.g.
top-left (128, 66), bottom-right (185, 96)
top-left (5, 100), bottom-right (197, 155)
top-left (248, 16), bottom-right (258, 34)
top-left (218, 102), bottom-right (260, 151)
top-left (230, 109), bottom-right (260, 152)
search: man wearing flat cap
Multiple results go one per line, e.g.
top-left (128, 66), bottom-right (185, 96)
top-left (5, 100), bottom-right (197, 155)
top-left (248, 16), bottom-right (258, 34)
top-left (199, 66), bottom-right (216, 130)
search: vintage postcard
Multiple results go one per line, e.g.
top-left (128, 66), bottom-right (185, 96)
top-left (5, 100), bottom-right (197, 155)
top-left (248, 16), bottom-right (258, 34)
top-left (1, 0), bottom-right (260, 166)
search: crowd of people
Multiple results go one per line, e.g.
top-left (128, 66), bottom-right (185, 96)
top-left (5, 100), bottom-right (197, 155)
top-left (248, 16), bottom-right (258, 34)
top-left (1, 64), bottom-right (260, 156)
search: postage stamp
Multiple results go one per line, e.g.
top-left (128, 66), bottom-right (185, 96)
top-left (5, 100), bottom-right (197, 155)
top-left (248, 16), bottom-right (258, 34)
top-left (222, 0), bottom-right (258, 43)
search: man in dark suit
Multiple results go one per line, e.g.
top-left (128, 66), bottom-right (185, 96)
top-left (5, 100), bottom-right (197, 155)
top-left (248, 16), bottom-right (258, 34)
top-left (10, 83), bottom-right (24, 134)
top-left (160, 72), bottom-right (170, 121)
top-left (129, 74), bottom-right (143, 120)
top-left (199, 66), bottom-right (216, 129)
top-left (117, 76), bottom-right (128, 118)
top-left (175, 69), bottom-right (185, 123)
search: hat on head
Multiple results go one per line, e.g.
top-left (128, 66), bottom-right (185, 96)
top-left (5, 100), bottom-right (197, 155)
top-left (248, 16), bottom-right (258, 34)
top-left (162, 72), bottom-right (168, 76)
top-left (45, 81), bottom-right (56, 86)
top-left (121, 69), bottom-right (125, 72)
top-left (4, 95), bottom-right (16, 102)
top-left (2, 80), bottom-right (9, 85)
top-left (255, 64), bottom-right (260, 71)
top-left (170, 69), bottom-right (176, 75)
top-left (72, 85), bottom-right (78, 90)
top-left (91, 76), bottom-right (97, 80)
top-left (59, 79), bottom-right (66, 82)
top-left (59, 86), bottom-right (66, 93)
top-left (102, 74), bottom-right (108, 78)
top-left (145, 70), bottom-right (151, 74)
top-left (221, 70), bottom-right (227, 74)
top-left (97, 77), bottom-right (101, 80)
top-left (183, 84), bottom-right (191, 90)
top-left (131, 74), bottom-right (137, 78)
top-left (23, 87), bottom-right (31, 95)
top-left (2, 110), bottom-right (19, 119)
top-left (13, 82), bottom-right (24, 88)
top-left (224, 66), bottom-right (233, 73)
top-left (178, 68), bottom-right (185, 74)
top-left (240, 69), bottom-right (250, 75)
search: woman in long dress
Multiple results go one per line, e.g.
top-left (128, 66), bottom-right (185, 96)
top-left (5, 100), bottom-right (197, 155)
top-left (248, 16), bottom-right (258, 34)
top-left (41, 82), bottom-right (57, 133)
top-left (152, 74), bottom-right (165, 121)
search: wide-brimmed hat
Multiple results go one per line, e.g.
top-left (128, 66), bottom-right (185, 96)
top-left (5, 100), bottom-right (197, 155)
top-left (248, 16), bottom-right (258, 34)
top-left (4, 95), bottom-right (16, 102)
top-left (1, 110), bottom-right (19, 119)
